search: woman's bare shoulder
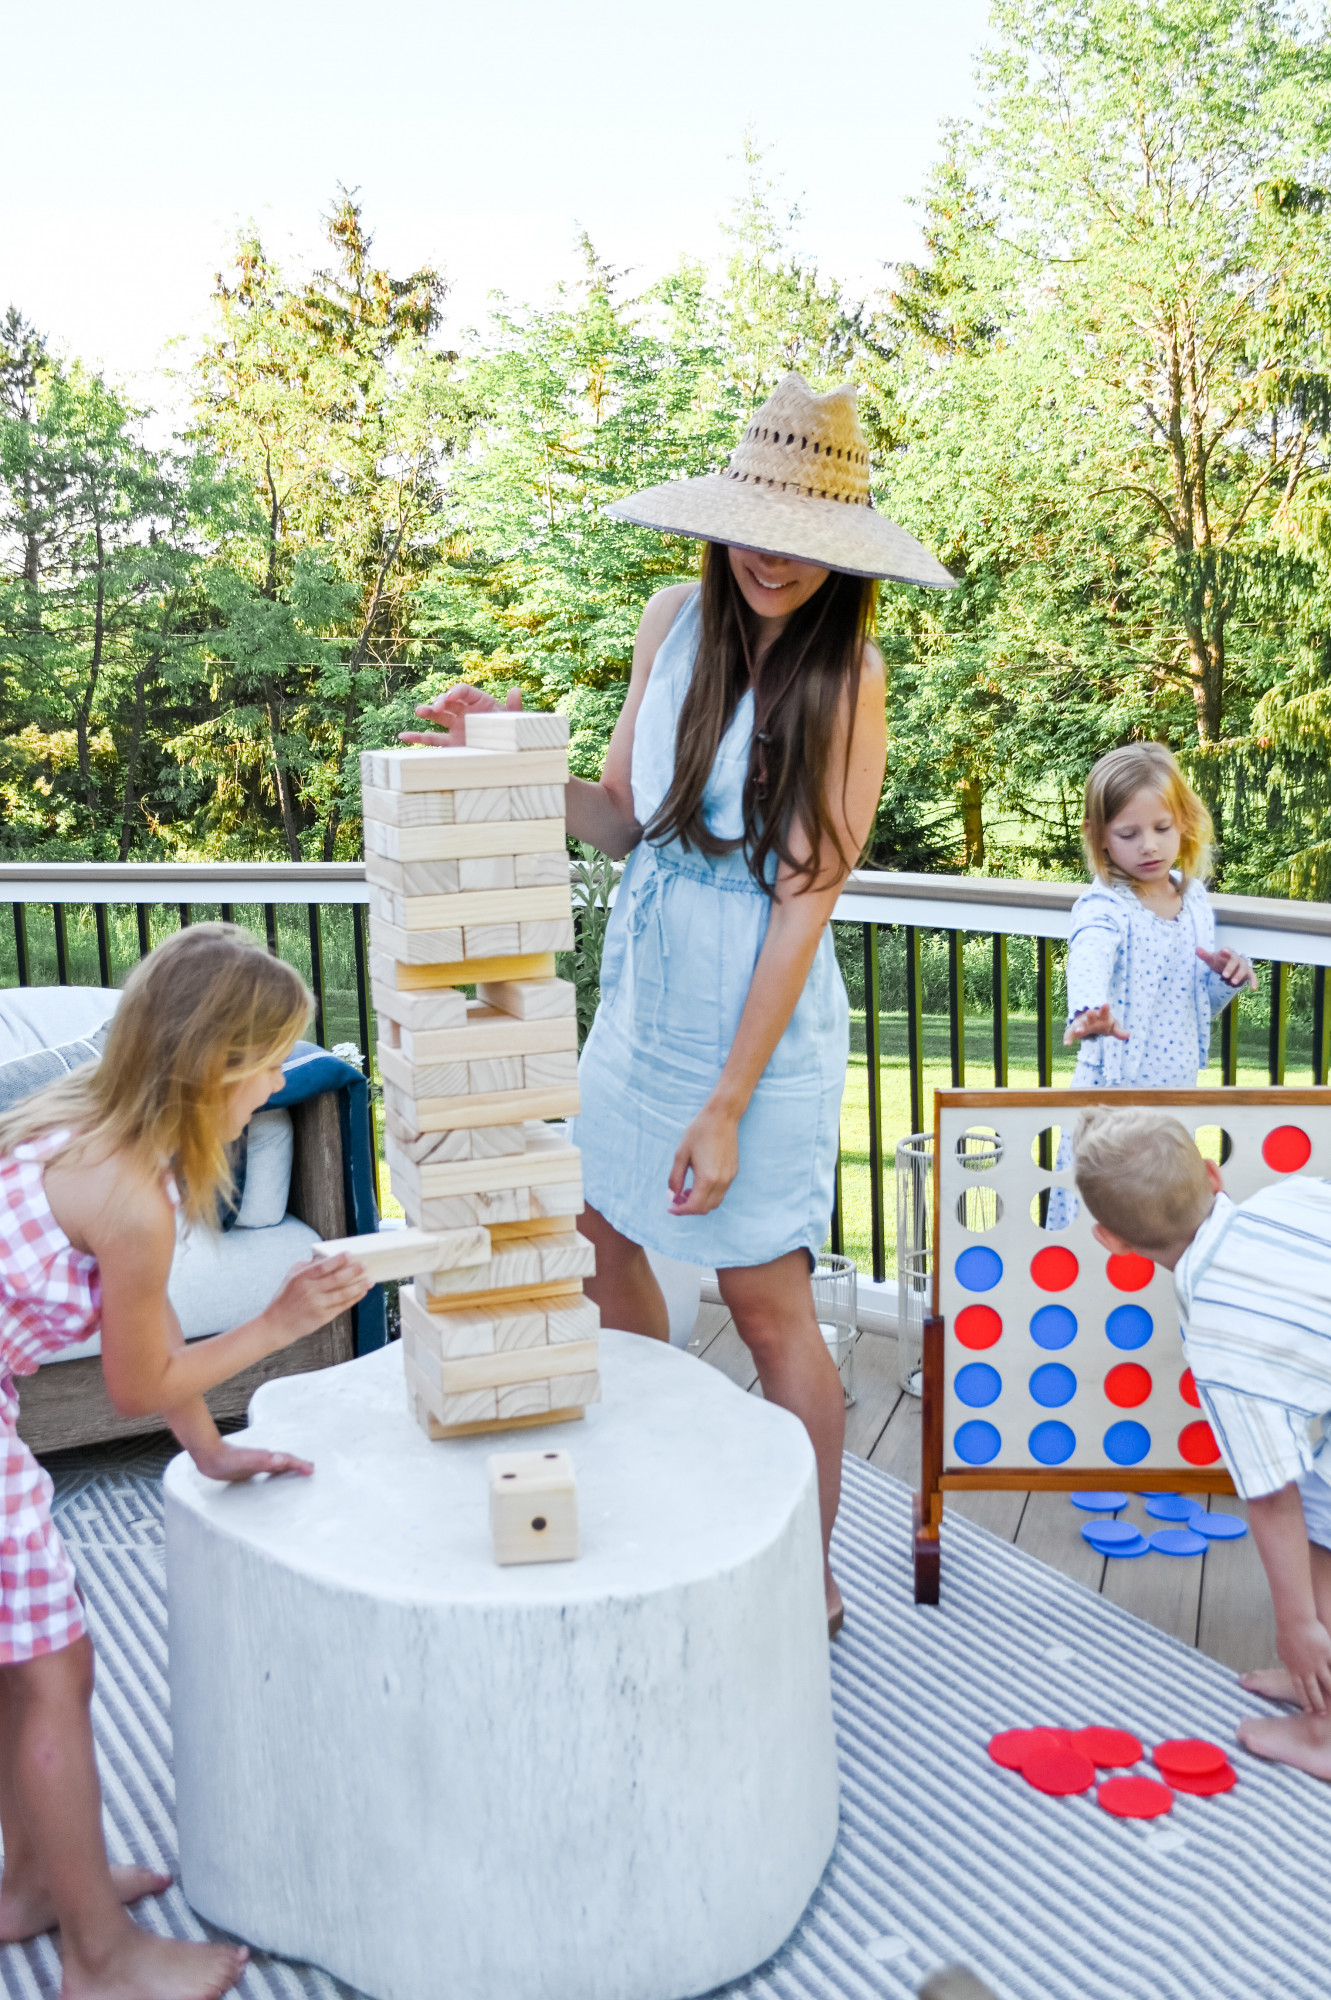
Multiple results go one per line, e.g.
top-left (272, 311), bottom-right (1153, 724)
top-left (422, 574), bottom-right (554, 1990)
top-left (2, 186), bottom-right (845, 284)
top-left (636, 581), bottom-right (697, 651)
top-left (860, 637), bottom-right (886, 687)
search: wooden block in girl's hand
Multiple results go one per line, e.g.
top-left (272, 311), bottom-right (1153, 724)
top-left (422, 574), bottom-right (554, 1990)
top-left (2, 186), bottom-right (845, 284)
top-left (366, 745), bottom-right (570, 792)
top-left (371, 884), bottom-right (573, 933)
top-left (464, 712), bottom-right (570, 754)
top-left (365, 816), bottom-right (565, 864)
top-left (488, 1448), bottom-right (578, 1565)
top-left (477, 977), bottom-right (576, 1021)
top-left (310, 1225), bottom-right (489, 1284)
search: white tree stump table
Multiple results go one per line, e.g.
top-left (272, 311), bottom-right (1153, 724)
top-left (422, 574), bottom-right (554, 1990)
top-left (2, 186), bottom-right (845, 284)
top-left (165, 1329), bottom-right (839, 2000)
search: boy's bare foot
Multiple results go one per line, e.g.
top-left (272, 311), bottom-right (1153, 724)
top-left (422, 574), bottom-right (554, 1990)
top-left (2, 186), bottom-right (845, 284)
top-left (1239, 1666), bottom-right (1297, 1703)
top-left (0, 1863), bottom-right (171, 1943)
top-left (62, 1924), bottom-right (247, 2000)
top-left (1236, 1710), bottom-right (1331, 1780)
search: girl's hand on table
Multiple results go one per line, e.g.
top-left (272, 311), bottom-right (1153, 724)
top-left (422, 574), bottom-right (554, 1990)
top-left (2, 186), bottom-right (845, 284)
top-left (1063, 1003), bottom-right (1130, 1045)
top-left (668, 1105), bottom-right (740, 1215)
top-left (1197, 945), bottom-right (1258, 990)
top-left (189, 1439), bottom-right (314, 1482)
top-left (400, 684), bottom-right (522, 747)
top-left (262, 1254), bottom-right (371, 1353)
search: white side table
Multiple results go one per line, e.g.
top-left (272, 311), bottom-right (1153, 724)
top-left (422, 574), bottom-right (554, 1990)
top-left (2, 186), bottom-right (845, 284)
top-left (166, 1330), bottom-right (839, 2000)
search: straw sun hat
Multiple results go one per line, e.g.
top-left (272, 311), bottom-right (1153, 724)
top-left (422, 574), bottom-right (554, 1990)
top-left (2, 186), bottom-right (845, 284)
top-left (605, 371), bottom-right (954, 587)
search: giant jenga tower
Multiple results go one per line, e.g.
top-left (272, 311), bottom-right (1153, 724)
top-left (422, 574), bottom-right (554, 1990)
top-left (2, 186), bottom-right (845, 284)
top-left (360, 711), bottom-right (600, 1440)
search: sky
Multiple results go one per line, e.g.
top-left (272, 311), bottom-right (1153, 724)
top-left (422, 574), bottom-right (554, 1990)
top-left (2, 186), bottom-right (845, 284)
top-left (4, 0), bottom-right (993, 412)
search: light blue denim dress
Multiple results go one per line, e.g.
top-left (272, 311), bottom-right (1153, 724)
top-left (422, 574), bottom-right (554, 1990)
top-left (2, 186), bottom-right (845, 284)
top-left (572, 588), bottom-right (849, 1270)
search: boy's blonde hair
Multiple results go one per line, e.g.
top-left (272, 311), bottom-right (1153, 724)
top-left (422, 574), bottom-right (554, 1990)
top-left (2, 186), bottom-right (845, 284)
top-left (1073, 1107), bottom-right (1214, 1251)
top-left (1082, 743), bottom-right (1213, 884)
top-left (0, 924), bottom-right (310, 1225)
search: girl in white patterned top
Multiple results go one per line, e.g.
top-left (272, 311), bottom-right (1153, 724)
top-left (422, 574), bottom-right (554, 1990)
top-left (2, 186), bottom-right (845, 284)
top-left (1064, 745), bottom-right (1256, 1085)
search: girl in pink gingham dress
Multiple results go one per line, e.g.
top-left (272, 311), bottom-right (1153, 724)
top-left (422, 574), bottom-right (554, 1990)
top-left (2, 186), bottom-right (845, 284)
top-left (0, 927), bottom-right (370, 2000)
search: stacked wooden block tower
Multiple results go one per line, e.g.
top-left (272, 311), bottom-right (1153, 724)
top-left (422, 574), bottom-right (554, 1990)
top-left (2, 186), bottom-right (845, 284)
top-left (360, 711), bottom-right (600, 1440)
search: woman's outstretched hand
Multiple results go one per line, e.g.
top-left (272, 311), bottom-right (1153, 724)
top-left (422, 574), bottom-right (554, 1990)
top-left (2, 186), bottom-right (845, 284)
top-left (668, 1104), bottom-right (740, 1216)
top-left (400, 684), bottom-right (523, 748)
top-left (1063, 1003), bottom-right (1129, 1046)
top-left (1197, 945), bottom-right (1258, 990)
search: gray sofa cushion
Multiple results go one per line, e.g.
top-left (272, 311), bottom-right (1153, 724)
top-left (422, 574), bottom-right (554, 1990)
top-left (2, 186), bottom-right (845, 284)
top-left (0, 1024), bottom-right (112, 1111)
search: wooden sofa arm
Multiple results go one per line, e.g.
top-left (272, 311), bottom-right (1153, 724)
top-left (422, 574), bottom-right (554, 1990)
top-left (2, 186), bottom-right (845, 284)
top-left (18, 1092), bottom-right (357, 1458)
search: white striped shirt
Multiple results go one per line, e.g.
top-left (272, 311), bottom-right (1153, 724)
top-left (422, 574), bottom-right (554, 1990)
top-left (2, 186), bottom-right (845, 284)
top-left (1174, 1182), bottom-right (1331, 1499)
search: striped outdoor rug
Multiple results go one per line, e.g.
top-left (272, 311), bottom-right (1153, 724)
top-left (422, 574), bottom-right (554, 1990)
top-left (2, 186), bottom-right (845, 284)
top-left (5, 1444), bottom-right (1326, 2000)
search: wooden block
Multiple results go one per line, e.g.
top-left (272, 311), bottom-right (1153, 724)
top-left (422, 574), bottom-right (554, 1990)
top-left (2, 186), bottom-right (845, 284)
top-left (464, 924), bottom-right (522, 958)
top-left (365, 855), bottom-right (462, 897)
top-left (530, 1181), bottom-right (585, 1218)
top-left (518, 920), bottom-right (575, 953)
top-left (548, 1296), bottom-right (601, 1344)
top-left (488, 1447), bottom-right (578, 1565)
top-left (369, 916), bottom-right (465, 965)
top-left (468, 1055), bottom-right (525, 1095)
top-left (439, 1339), bottom-right (600, 1396)
top-left (496, 1379), bottom-right (552, 1422)
top-left (311, 1225), bottom-right (488, 1284)
top-left (374, 884), bottom-right (573, 934)
top-left (509, 784), bottom-right (567, 820)
top-left (416, 1187), bottom-right (533, 1229)
top-left (465, 712), bottom-right (570, 753)
top-left (478, 977), bottom-right (576, 1021)
top-left (489, 1215), bottom-right (577, 1241)
top-left (454, 787), bottom-right (516, 823)
top-left (370, 745), bottom-right (569, 793)
top-left (493, 1310), bottom-right (548, 1352)
top-left (420, 1238), bottom-right (543, 1298)
top-left (522, 1051), bottom-right (579, 1090)
top-left (458, 855), bottom-right (515, 891)
top-left (389, 1141), bottom-right (581, 1201)
top-left (421, 1278), bottom-right (583, 1316)
top-left (436, 1405), bottom-right (585, 1441)
top-left (386, 1112), bottom-right (526, 1162)
top-left (364, 816), bottom-right (565, 865)
top-left (379, 1046), bottom-right (471, 1100)
top-left (514, 851), bottom-right (570, 888)
top-left (361, 783), bottom-right (455, 829)
top-left (382, 1078), bottom-right (580, 1132)
top-left (398, 1008), bottom-right (577, 1064)
top-left (381, 1016), bottom-right (401, 1050)
top-left (403, 1349), bottom-right (497, 1428)
top-left (538, 1232), bottom-right (596, 1284)
top-left (401, 1286), bottom-right (493, 1358)
top-left (371, 982), bottom-right (469, 1033)
top-left (370, 949), bottom-right (556, 992)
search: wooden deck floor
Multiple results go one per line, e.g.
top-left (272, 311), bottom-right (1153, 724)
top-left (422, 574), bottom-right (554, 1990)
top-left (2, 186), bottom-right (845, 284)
top-left (688, 1301), bottom-right (1278, 1674)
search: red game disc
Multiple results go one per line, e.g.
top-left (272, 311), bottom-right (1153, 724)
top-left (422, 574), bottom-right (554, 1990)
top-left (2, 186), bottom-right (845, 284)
top-left (956, 1304), bottom-right (1003, 1350)
top-left (1023, 1744), bottom-right (1097, 1795)
top-left (987, 1727), bottom-right (1072, 1769)
top-left (1179, 1368), bottom-right (1200, 1409)
top-left (1105, 1363), bottom-right (1153, 1408)
top-left (1072, 1726), bottom-right (1145, 1768)
top-left (1153, 1737), bottom-right (1226, 1777)
top-left (1167, 1761), bottom-right (1237, 1795)
top-left (1106, 1252), bottom-right (1154, 1292)
top-left (1098, 1776), bottom-right (1173, 1819)
top-left (1262, 1125), bottom-right (1312, 1173)
top-left (1178, 1420), bottom-right (1221, 1466)
top-left (1031, 1246), bottom-right (1079, 1292)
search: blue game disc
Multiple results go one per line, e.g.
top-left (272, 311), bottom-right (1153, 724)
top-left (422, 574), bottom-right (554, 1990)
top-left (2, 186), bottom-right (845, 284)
top-left (1030, 1362), bottom-right (1077, 1407)
top-left (1187, 1511), bottom-right (1248, 1541)
top-left (1104, 1420), bottom-right (1151, 1466)
top-left (1149, 1527), bottom-right (1209, 1557)
top-left (1145, 1494), bottom-right (1196, 1522)
top-left (1029, 1420), bottom-right (1076, 1465)
top-left (955, 1246), bottom-right (1003, 1292)
top-left (953, 1420), bottom-right (1001, 1465)
top-left (1082, 1523), bottom-right (1150, 1558)
top-left (1070, 1491), bottom-right (1129, 1512)
top-left (954, 1362), bottom-right (1002, 1408)
top-left (1030, 1304), bottom-right (1078, 1350)
top-left (1105, 1304), bottom-right (1154, 1350)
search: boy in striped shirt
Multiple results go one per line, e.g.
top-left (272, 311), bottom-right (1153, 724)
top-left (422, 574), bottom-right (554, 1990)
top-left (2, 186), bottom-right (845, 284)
top-left (1075, 1106), bottom-right (1331, 1779)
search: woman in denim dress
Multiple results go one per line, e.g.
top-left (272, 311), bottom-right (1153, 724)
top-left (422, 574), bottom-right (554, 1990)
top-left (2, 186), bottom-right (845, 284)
top-left (407, 373), bottom-right (953, 1630)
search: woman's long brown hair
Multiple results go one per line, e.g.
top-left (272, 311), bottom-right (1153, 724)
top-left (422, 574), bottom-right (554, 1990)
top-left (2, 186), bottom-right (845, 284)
top-left (643, 544), bottom-right (878, 895)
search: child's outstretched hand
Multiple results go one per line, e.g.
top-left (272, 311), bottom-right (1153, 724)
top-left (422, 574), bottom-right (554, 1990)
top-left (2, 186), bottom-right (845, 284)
top-left (263, 1252), bottom-right (372, 1352)
top-left (1063, 1003), bottom-right (1130, 1046)
top-left (400, 683), bottom-right (523, 747)
top-left (1197, 944), bottom-right (1258, 990)
top-left (190, 1439), bottom-right (314, 1482)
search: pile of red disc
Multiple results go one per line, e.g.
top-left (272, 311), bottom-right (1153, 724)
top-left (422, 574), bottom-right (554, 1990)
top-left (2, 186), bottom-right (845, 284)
top-left (987, 1726), bottom-right (1237, 1817)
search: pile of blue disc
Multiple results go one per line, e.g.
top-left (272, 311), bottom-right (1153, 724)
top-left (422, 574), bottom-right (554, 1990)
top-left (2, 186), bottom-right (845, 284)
top-left (1081, 1519), bottom-right (1150, 1558)
top-left (1072, 1490), bottom-right (1247, 1557)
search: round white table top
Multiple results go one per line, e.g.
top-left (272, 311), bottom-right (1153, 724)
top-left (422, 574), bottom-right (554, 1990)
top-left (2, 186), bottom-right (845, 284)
top-left (164, 1329), bottom-right (816, 1607)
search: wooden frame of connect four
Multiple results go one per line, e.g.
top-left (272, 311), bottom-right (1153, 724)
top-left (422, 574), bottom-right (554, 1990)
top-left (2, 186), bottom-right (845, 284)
top-left (914, 1087), bottom-right (1331, 1603)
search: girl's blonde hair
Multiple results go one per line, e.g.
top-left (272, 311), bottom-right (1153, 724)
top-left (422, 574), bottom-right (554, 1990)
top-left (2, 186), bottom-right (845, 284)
top-left (0, 924), bottom-right (310, 1225)
top-left (1082, 744), bottom-right (1213, 885)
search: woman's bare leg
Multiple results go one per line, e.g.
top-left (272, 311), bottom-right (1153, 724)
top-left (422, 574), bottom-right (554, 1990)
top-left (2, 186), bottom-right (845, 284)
top-left (1, 1637), bottom-right (246, 1999)
top-left (579, 1204), bottom-right (670, 1341)
top-left (718, 1251), bottom-right (845, 1626)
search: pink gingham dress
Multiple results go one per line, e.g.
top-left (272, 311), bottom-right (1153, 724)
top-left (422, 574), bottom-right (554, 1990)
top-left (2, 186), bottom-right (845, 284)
top-left (0, 1130), bottom-right (101, 1662)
